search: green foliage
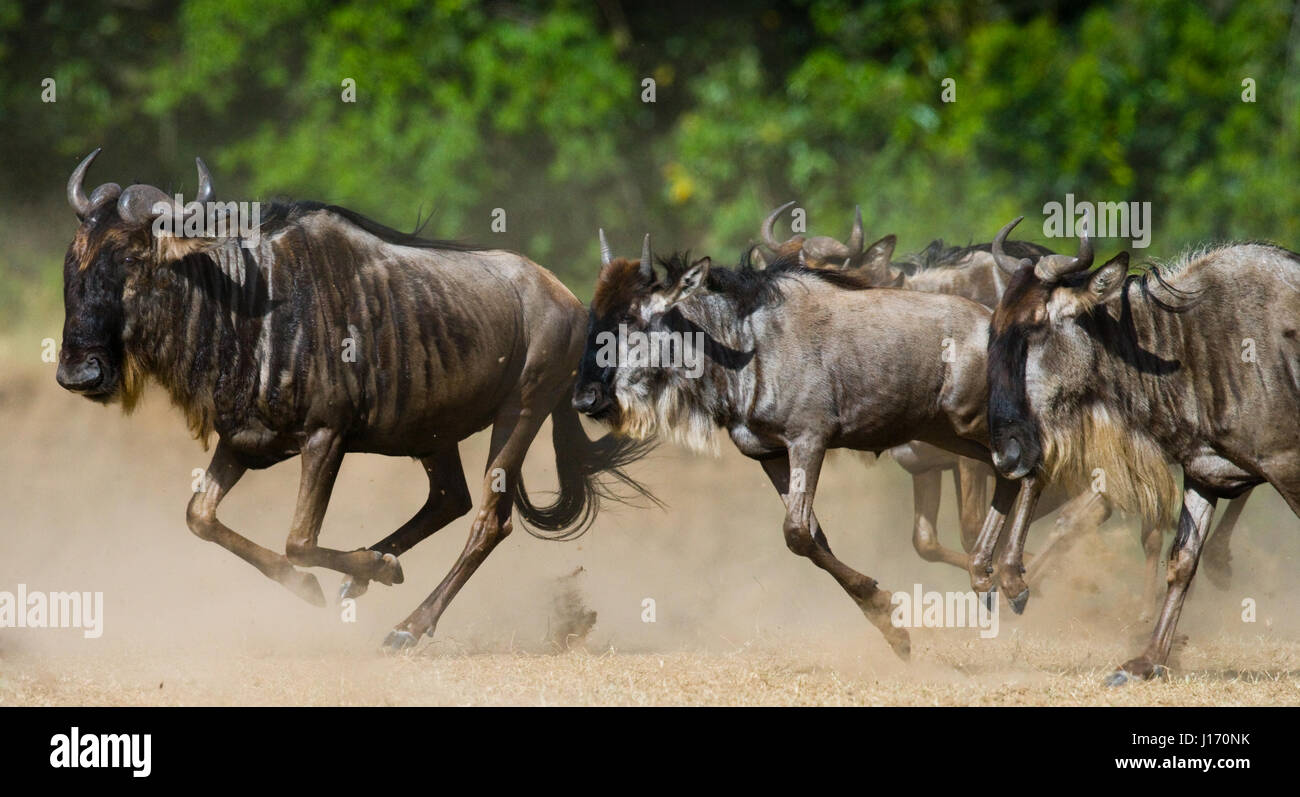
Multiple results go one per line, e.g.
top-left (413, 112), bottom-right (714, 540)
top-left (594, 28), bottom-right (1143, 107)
top-left (2, 0), bottom-right (1299, 322)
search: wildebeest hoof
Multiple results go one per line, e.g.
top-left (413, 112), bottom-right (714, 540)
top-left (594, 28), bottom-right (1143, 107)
top-left (372, 552), bottom-right (404, 586)
top-left (1106, 657), bottom-right (1165, 686)
top-left (1008, 588), bottom-right (1030, 615)
top-left (382, 630), bottom-right (417, 651)
top-left (287, 571), bottom-right (326, 607)
top-left (980, 586), bottom-right (997, 613)
top-left (1103, 669), bottom-right (1133, 688)
top-left (339, 577), bottom-right (369, 601)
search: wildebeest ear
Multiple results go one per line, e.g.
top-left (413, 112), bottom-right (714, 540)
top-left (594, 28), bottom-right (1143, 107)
top-left (859, 235), bottom-right (896, 270)
top-left (1088, 252), bottom-right (1129, 299)
top-left (667, 257), bottom-right (711, 306)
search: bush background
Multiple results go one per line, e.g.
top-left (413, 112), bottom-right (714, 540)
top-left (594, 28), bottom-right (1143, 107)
top-left (3, 0), bottom-right (1298, 326)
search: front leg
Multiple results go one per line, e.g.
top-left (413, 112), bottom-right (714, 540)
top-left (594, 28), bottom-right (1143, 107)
top-left (761, 442), bottom-right (910, 659)
top-left (967, 475), bottom-right (1021, 595)
top-left (187, 440), bottom-right (326, 605)
top-left (283, 428), bottom-right (403, 586)
top-left (1107, 480), bottom-right (1217, 685)
top-left (995, 474), bottom-right (1042, 613)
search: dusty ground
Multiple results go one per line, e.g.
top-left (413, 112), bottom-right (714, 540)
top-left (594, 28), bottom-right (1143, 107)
top-left (2, 351), bottom-right (1299, 706)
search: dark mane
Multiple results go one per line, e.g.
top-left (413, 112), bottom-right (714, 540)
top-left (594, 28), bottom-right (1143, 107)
top-left (659, 249), bottom-right (872, 317)
top-left (895, 238), bottom-right (1055, 275)
top-left (258, 199), bottom-right (482, 251)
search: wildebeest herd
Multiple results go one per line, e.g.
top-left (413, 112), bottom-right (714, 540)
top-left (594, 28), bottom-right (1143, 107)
top-left (56, 150), bottom-right (1294, 686)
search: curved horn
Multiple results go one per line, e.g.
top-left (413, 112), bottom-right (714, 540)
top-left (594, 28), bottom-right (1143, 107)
top-left (67, 148), bottom-right (102, 217)
top-left (1034, 221), bottom-right (1095, 283)
top-left (599, 228), bottom-right (613, 266)
top-left (88, 182), bottom-right (122, 208)
top-left (846, 205), bottom-right (864, 256)
top-left (640, 233), bottom-right (653, 279)
top-left (991, 216), bottom-right (1031, 276)
top-left (195, 157), bottom-right (214, 204)
top-left (117, 184), bottom-right (175, 227)
top-left (761, 201), bottom-right (796, 250)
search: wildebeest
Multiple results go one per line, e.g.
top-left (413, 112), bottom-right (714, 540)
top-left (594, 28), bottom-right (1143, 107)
top-left (760, 204), bottom-right (1249, 611)
top-left (985, 216), bottom-right (1285, 683)
top-left (573, 233), bottom-right (1038, 656)
top-left (57, 149), bottom-right (652, 648)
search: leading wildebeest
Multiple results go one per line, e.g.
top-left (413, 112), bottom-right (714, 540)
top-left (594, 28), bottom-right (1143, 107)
top-left (985, 216), bottom-right (1291, 683)
top-left (57, 150), bottom-right (652, 647)
top-left (573, 234), bottom-right (1039, 656)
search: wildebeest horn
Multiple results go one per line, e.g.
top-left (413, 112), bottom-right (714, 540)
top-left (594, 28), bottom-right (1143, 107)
top-left (1034, 220), bottom-right (1095, 283)
top-left (761, 201), bottom-right (796, 250)
top-left (195, 157), bottom-right (215, 204)
top-left (67, 148), bottom-right (102, 218)
top-left (640, 233), bottom-right (653, 279)
top-left (992, 216), bottom-right (1032, 276)
top-left (117, 184), bottom-right (175, 227)
top-left (846, 205), bottom-right (864, 256)
top-left (599, 228), bottom-right (613, 266)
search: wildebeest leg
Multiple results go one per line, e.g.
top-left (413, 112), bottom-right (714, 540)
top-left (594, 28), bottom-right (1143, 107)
top-left (954, 458), bottom-right (990, 552)
top-left (383, 401), bottom-right (547, 648)
top-left (339, 444), bottom-right (472, 600)
top-left (993, 475), bottom-right (1042, 613)
top-left (1107, 481), bottom-right (1216, 685)
top-left (967, 476), bottom-right (1022, 595)
top-left (1023, 491), bottom-right (1111, 589)
top-left (283, 429), bottom-right (405, 586)
top-left (911, 470), bottom-right (969, 570)
top-left (187, 440), bottom-right (325, 606)
top-left (1201, 492), bottom-right (1251, 590)
top-left (760, 446), bottom-right (911, 659)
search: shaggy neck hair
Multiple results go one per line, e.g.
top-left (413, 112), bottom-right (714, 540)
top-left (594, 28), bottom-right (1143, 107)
top-left (611, 250), bottom-right (872, 454)
top-left (120, 202), bottom-right (475, 446)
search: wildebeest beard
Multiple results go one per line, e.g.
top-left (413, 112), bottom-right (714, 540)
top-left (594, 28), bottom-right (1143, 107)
top-left (611, 304), bottom-right (756, 454)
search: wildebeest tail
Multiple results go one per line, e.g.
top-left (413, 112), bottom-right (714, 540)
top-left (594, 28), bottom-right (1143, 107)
top-left (513, 402), bottom-right (659, 540)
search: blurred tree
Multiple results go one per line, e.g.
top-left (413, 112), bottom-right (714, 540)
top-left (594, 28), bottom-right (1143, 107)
top-left (2, 0), bottom-right (1299, 322)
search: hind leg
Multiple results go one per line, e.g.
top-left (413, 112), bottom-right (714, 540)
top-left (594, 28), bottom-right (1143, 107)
top-left (1201, 492), bottom-right (1251, 590)
top-left (911, 470), bottom-right (969, 570)
top-left (384, 398), bottom-right (548, 647)
top-left (954, 458), bottom-right (991, 553)
top-left (340, 443), bottom-right (472, 600)
top-left (187, 440), bottom-right (325, 606)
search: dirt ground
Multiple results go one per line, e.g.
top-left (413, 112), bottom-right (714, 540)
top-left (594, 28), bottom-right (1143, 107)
top-left (2, 353), bottom-right (1299, 706)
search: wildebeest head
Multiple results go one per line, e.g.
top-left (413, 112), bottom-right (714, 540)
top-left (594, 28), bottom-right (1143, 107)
top-left (57, 149), bottom-right (216, 405)
top-left (758, 201), bottom-right (895, 271)
top-left (985, 216), bottom-right (1129, 479)
top-left (573, 230), bottom-right (711, 437)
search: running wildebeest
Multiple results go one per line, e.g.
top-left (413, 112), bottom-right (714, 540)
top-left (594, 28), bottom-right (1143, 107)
top-left (56, 150), bottom-right (652, 647)
top-left (573, 233), bottom-right (1040, 656)
top-left (985, 216), bottom-right (1290, 684)
top-left (760, 203), bottom-right (1250, 610)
